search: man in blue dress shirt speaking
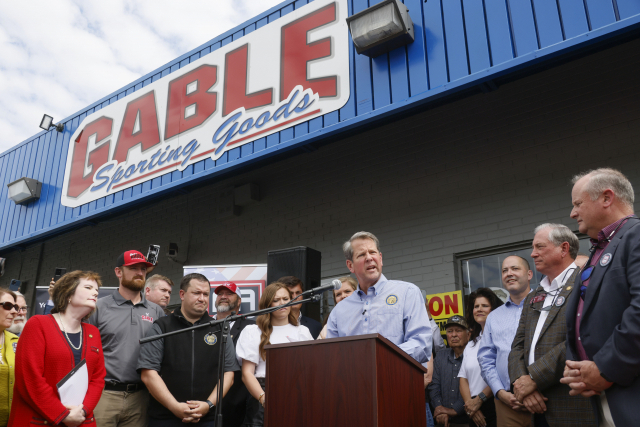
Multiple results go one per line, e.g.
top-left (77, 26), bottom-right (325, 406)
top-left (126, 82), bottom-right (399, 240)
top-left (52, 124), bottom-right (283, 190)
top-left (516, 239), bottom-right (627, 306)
top-left (326, 231), bottom-right (432, 363)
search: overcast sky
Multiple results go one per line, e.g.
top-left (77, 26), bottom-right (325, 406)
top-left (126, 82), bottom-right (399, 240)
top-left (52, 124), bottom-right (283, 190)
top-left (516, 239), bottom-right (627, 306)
top-left (0, 0), bottom-right (284, 154)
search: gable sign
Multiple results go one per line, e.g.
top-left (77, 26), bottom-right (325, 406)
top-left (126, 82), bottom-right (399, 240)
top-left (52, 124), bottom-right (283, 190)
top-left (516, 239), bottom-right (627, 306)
top-left (61, 0), bottom-right (349, 208)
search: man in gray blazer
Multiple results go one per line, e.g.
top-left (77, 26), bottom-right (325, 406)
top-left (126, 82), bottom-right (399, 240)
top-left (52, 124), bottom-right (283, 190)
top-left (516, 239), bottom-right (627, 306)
top-left (562, 168), bottom-right (640, 427)
top-left (509, 224), bottom-right (595, 427)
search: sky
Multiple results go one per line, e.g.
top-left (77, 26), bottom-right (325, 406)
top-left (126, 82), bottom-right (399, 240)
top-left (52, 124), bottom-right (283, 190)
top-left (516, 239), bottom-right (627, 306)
top-left (0, 0), bottom-right (285, 154)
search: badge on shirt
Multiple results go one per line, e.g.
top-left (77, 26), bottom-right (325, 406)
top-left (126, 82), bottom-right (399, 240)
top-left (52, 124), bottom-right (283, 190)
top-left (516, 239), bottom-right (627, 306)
top-left (600, 253), bottom-right (612, 266)
top-left (555, 296), bottom-right (566, 307)
top-left (386, 295), bottom-right (398, 305)
top-left (12, 342), bottom-right (17, 353)
top-left (204, 333), bottom-right (218, 345)
top-left (530, 294), bottom-right (546, 304)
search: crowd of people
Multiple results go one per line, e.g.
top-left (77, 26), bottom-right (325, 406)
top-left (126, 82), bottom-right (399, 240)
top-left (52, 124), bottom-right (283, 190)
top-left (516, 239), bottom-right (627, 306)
top-left (0, 167), bottom-right (636, 427)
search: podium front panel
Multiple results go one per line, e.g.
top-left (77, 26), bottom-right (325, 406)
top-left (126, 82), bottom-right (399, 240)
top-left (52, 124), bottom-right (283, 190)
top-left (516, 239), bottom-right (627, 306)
top-left (265, 338), bottom-right (377, 427)
top-left (264, 334), bottom-right (426, 427)
top-left (376, 340), bottom-right (426, 426)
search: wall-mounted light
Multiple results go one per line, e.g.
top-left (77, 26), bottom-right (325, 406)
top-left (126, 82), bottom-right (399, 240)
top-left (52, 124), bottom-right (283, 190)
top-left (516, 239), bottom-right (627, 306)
top-left (346, 0), bottom-right (415, 58)
top-left (7, 177), bottom-right (42, 205)
top-left (39, 114), bottom-right (64, 133)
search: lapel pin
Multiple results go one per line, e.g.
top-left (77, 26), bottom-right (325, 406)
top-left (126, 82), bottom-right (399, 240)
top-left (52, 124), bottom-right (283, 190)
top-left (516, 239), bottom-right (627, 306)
top-left (555, 296), bottom-right (566, 307)
top-left (566, 286), bottom-right (572, 291)
top-left (600, 253), bottom-right (612, 266)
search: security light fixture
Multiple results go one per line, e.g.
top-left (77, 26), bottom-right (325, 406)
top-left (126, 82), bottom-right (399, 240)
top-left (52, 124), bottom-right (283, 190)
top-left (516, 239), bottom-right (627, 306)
top-left (39, 114), bottom-right (64, 132)
top-left (346, 0), bottom-right (415, 58)
top-left (7, 177), bottom-right (42, 205)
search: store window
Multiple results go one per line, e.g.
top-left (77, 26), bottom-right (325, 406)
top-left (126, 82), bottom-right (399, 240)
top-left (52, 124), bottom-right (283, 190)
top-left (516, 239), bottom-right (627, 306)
top-left (457, 238), bottom-right (591, 296)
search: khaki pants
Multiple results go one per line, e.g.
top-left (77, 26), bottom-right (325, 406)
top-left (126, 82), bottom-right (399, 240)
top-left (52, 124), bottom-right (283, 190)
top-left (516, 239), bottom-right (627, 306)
top-left (495, 397), bottom-right (531, 427)
top-left (94, 389), bottom-right (149, 427)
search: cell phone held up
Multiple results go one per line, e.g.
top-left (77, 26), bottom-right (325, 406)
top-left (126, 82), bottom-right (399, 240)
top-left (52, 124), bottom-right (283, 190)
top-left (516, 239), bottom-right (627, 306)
top-left (9, 279), bottom-right (21, 292)
top-left (54, 268), bottom-right (67, 282)
top-left (147, 245), bottom-right (160, 266)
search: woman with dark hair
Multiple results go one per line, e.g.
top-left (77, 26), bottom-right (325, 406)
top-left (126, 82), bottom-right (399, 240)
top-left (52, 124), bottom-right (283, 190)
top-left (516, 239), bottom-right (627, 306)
top-left (0, 288), bottom-right (19, 426)
top-left (236, 282), bottom-right (313, 427)
top-left (458, 288), bottom-right (503, 427)
top-left (8, 271), bottom-right (106, 427)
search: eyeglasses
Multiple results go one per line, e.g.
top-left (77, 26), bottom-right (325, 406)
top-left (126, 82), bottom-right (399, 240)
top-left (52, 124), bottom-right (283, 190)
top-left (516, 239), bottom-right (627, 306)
top-left (0, 302), bottom-right (19, 312)
top-left (18, 306), bottom-right (28, 313)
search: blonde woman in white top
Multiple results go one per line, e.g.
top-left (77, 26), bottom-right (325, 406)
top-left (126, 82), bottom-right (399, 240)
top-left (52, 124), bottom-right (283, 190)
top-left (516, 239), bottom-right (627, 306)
top-left (236, 282), bottom-right (313, 427)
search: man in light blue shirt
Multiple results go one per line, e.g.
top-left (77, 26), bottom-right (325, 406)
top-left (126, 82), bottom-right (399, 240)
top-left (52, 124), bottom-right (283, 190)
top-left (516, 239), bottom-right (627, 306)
top-left (326, 231), bottom-right (432, 363)
top-left (478, 255), bottom-right (533, 426)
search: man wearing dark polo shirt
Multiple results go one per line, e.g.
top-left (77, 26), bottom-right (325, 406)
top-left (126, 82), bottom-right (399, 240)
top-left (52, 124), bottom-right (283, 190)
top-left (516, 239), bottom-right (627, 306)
top-left (139, 273), bottom-right (240, 426)
top-left (88, 250), bottom-right (165, 427)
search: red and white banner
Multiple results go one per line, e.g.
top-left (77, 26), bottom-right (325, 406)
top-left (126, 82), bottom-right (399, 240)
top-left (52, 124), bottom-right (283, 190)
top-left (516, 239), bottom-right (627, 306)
top-left (61, 0), bottom-right (350, 208)
top-left (183, 264), bottom-right (267, 316)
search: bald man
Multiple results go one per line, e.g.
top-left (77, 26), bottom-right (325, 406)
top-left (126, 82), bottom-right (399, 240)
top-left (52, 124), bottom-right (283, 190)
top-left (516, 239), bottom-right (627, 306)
top-left (478, 256), bottom-right (532, 427)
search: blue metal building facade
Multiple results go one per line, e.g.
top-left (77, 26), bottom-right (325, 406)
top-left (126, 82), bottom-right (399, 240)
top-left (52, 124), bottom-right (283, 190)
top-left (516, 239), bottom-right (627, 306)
top-left (1, 0), bottom-right (640, 252)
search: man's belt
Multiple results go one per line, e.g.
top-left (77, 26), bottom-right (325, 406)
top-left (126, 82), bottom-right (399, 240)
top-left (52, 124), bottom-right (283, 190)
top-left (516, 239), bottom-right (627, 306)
top-left (104, 381), bottom-right (146, 393)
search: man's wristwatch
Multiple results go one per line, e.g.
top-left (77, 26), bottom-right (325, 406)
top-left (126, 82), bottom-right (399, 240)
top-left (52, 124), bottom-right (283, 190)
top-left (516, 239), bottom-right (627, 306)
top-left (206, 400), bottom-right (215, 412)
top-left (478, 392), bottom-right (487, 403)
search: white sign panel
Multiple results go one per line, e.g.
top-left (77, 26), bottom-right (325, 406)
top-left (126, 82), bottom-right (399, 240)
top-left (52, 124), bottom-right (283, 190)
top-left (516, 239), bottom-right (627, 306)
top-left (61, 0), bottom-right (350, 208)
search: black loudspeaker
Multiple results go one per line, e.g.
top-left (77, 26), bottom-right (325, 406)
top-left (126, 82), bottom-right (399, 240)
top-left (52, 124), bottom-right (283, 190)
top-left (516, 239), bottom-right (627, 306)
top-left (267, 246), bottom-right (322, 321)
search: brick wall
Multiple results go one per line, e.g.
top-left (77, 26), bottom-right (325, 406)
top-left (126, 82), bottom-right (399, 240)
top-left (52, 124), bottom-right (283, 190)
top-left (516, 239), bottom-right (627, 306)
top-left (2, 37), bottom-right (640, 312)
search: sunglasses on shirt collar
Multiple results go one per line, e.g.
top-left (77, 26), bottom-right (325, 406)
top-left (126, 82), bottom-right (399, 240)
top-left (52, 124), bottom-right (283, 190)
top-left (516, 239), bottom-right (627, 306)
top-left (530, 290), bottom-right (561, 313)
top-left (579, 265), bottom-right (596, 300)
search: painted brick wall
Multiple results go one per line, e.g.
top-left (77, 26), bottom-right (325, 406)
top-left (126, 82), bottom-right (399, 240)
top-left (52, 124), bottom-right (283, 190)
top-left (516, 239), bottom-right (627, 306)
top-left (2, 37), bottom-right (640, 313)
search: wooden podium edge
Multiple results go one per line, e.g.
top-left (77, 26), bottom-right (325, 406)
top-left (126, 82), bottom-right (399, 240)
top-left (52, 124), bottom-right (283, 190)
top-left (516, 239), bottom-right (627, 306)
top-left (265, 333), bottom-right (428, 373)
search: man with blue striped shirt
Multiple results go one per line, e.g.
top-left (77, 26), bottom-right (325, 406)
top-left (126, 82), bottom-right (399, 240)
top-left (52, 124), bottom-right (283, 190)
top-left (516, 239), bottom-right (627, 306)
top-left (326, 231), bottom-right (432, 364)
top-left (478, 256), bottom-right (533, 427)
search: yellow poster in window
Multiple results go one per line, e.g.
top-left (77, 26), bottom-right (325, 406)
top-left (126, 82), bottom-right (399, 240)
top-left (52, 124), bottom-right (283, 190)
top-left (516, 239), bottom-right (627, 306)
top-left (426, 290), bottom-right (464, 342)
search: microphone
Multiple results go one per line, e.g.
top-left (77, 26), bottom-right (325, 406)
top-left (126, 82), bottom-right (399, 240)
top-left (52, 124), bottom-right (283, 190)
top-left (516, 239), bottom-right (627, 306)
top-left (301, 279), bottom-right (342, 297)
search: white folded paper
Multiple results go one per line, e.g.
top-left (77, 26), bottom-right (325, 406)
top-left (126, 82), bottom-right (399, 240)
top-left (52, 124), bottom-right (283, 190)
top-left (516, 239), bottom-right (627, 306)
top-left (57, 359), bottom-right (88, 406)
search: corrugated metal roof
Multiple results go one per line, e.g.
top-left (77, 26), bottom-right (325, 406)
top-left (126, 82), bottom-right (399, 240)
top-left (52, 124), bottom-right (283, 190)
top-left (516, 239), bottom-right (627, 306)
top-left (2, 0), bottom-right (640, 251)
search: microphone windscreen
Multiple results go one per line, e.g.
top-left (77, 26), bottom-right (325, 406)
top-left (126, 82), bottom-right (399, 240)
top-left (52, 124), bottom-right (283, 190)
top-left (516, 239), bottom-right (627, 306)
top-left (331, 279), bottom-right (342, 290)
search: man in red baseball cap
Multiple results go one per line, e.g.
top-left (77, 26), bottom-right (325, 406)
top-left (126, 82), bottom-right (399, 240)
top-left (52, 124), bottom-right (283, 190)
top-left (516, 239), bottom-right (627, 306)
top-left (87, 249), bottom-right (165, 427)
top-left (214, 282), bottom-right (241, 317)
top-left (214, 282), bottom-right (256, 427)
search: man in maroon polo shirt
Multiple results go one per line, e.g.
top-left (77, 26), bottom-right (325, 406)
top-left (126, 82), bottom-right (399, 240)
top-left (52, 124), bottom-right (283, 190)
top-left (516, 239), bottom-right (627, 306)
top-left (561, 168), bottom-right (640, 427)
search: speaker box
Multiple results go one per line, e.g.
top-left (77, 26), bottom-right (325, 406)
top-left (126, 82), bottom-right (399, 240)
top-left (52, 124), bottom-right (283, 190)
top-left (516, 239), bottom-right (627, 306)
top-left (267, 246), bottom-right (322, 321)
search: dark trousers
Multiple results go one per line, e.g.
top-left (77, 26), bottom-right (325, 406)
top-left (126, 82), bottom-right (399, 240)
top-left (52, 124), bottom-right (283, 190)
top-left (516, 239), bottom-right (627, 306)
top-left (471, 396), bottom-right (497, 427)
top-left (242, 377), bottom-right (266, 427)
top-left (149, 418), bottom-right (215, 427)
top-left (533, 413), bottom-right (550, 427)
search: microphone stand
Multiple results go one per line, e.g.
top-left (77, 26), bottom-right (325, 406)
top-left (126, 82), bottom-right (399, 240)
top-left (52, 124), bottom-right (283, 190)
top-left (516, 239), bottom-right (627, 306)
top-left (139, 294), bottom-right (322, 426)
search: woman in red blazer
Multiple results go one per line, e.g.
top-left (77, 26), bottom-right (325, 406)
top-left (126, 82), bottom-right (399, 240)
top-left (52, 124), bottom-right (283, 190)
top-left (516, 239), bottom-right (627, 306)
top-left (8, 271), bottom-right (106, 427)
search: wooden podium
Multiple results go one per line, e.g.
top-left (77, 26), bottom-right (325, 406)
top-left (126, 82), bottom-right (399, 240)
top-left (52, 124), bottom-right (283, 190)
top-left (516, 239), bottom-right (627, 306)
top-left (264, 333), bottom-right (427, 427)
